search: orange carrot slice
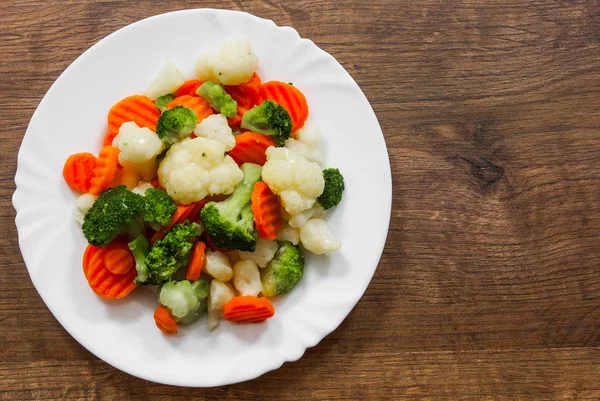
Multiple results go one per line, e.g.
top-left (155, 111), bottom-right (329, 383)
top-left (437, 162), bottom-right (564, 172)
top-left (227, 132), bottom-right (276, 166)
top-left (167, 95), bottom-right (214, 123)
top-left (175, 79), bottom-right (204, 97)
top-left (63, 153), bottom-right (96, 193)
top-left (225, 73), bottom-right (262, 127)
top-left (150, 201), bottom-right (206, 245)
top-left (150, 178), bottom-right (163, 189)
top-left (259, 81), bottom-right (309, 132)
top-left (82, 244), bottom-right (101, 280)
top-left (107, 95), bottom-right (161, 137)
top-left (186, 241), bottom-right (206, 281)
top-left (223, 296), bottom-right (275, 323)
top-left (154, 305), bottom-right (178, 334)
top-left (251, 182), bottom-right (282, 240)
top-left (89, 146), bottom-right (120, 196)
top-left (103, 242), bottom-right (134, 275)
top-left (86, 248), bottom-right (137, 300)
top-left (168, 204), bottom-right (196, 228)
top-left (103, 131), bottom-right (118, 147)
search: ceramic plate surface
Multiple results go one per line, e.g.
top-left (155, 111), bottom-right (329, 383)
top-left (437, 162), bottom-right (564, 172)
top-left (13, 8), bottom-right (392, 387)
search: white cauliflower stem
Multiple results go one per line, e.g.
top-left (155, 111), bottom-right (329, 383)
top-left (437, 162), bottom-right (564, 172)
top-left (232, 260), bottom-right (262, 296)
top-left (145, 58), bottom-right (185, 100)
top-left (131, 181), bottom-right (154, 195)
top-left (74, 193), bottom-right (97, 225)
top-left (262, 147), bottom-right (325, 215)
top-left (238, 238), bottom-right (278, 268)
top-left (158, 137), bottom-right (243, 204)
top-left (204, 251), bottom-right (234, 282)
top-left (195, 38), bottom-right (258, 85)
top-left (276, 224), bottom-right (300, 245)
top-left (284, 119), bottom-right (323, 164)
top-left (194, 114), bottom-right (235, 151)
top-left (288, 203), bottom-right (325, 228)
top-left (112, 121), bottom-right (164, 180)
top-left (300, 218), bottom-right (341, 255)
top-left (208, 280), bottom-right (235, 330)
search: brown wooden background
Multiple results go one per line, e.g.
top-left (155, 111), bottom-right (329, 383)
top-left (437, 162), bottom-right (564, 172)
top-left (2, 0), bottom-right (600, 399)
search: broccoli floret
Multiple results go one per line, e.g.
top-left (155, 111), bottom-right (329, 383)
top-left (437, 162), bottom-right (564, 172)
top-left (196, 81), bottom-right (237, 117)
top-left (141, 223), bottom-right (202, 285)
top-left (317, 168), bottom-right (345, 210)
top-left (158, 280), bottom-right (209, 325)
top-left (200, 163), bottom-right (262, 251)
top-left (155, 93), bottom-right (176, 112)
top-left (143, 188), bottom-right (176, 230)
top-left (261, 241), bottom-right (304, 297)
top-left (240, 100), bottom-right (292, 146)
top-left (156, 105), bottom-right (198, 146)
top-left (128, 235), bottom-right (150, 285)
top-left (82, 186), bottom-right (144, 246)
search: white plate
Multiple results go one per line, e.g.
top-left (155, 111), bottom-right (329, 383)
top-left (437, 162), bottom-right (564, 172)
top-left (12, 9), bottom-right (391, 387)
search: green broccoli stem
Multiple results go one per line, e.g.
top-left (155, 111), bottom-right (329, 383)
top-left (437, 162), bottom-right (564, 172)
top-left (217, 163), bottom-right (262, 217)
top-left (128, 235), bottom-right (150, 285)
top-left (197, 81), bottom-right (237, 117)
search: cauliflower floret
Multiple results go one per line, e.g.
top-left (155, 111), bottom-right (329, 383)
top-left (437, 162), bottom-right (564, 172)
top-left (207, 279), bottom-right (235, 330)
top-left (131, 181), bottom-right (154, 195)
top-left (300, 218), bottom-right (341, 255)
top-left (262, 147), bottom-right (325, 215)
top-left (195, 38), bottom-right (258, 85)
top-left (238, 238), bottom-right (278, 268)
top-left (284, 119), bottom-right (323, 164)
top-left (204, 250), bottom-right (234, 282)
top-left (232, 260), bottom-right (262, 296)
top-left (112, 121), bottom-right (164, 180)
top-left (276, 224), bottom-right (300, 245)
top-left (74, 193), bottom-right (97, 225)
top-left (288, 204), bottom-right (325, 228)
top-left (194, 114), bottom-right (235, 151)
top-left (158, 136), bottom-right (243, 204)
top-left (145, 58), bottom-right (185, 100)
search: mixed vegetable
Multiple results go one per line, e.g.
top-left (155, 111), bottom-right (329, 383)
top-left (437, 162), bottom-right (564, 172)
top-left (63, 38), bottom-right (345, 334)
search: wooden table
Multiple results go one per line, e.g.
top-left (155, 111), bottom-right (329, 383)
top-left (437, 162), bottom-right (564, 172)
top-left (2, 1), bottom-right (600, 399)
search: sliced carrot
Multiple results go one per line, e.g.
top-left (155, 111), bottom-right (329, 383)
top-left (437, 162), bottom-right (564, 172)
top-left (89, 146), bottom-right (120, 196)
top-left (63, 153), bottom-right (96, 193)
top-left (227, 132), bottom-right (276, 166)
top-left (107, 95), bottom-right (161, 137)
top-left (168, 204), bottom-right (196, 228)
top-left (251, 182), bottom-right (282, 240)
top-left (103, 131), bottom-right (118, 147)
top-left (167, 95), bottom-right (214, 123)
top-left (259, 81), bottom-right (309, 132)
top-left (186, 241), bottom-right (206, 281)
top-left (150, 201), bottom-right (206, 245)
top-left (150, 177), bottom-right (163, 189)
top-left (82, 244), bottom-right (101, 280)
top-left (225, 73), bottom-right (262, 127)
top-left (154, 305), bottom-right (178, 334)
top-left (223, 296), bottom-right (275, 323)
top-left (86, 248), bottom-right (137, 300)
top-left (175, 79), bottom-right (204, 97)
top-left (109, 165), bottom-right (124, 188)
top-left (103, 242), bottom-right (134, 275)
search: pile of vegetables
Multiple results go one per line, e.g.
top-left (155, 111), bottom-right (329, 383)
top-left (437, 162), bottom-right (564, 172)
top-left (63, 38), bottom-right (345, 335)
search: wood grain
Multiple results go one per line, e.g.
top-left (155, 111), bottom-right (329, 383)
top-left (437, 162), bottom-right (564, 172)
top-left (2, 0), bottom-right (600, 399)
